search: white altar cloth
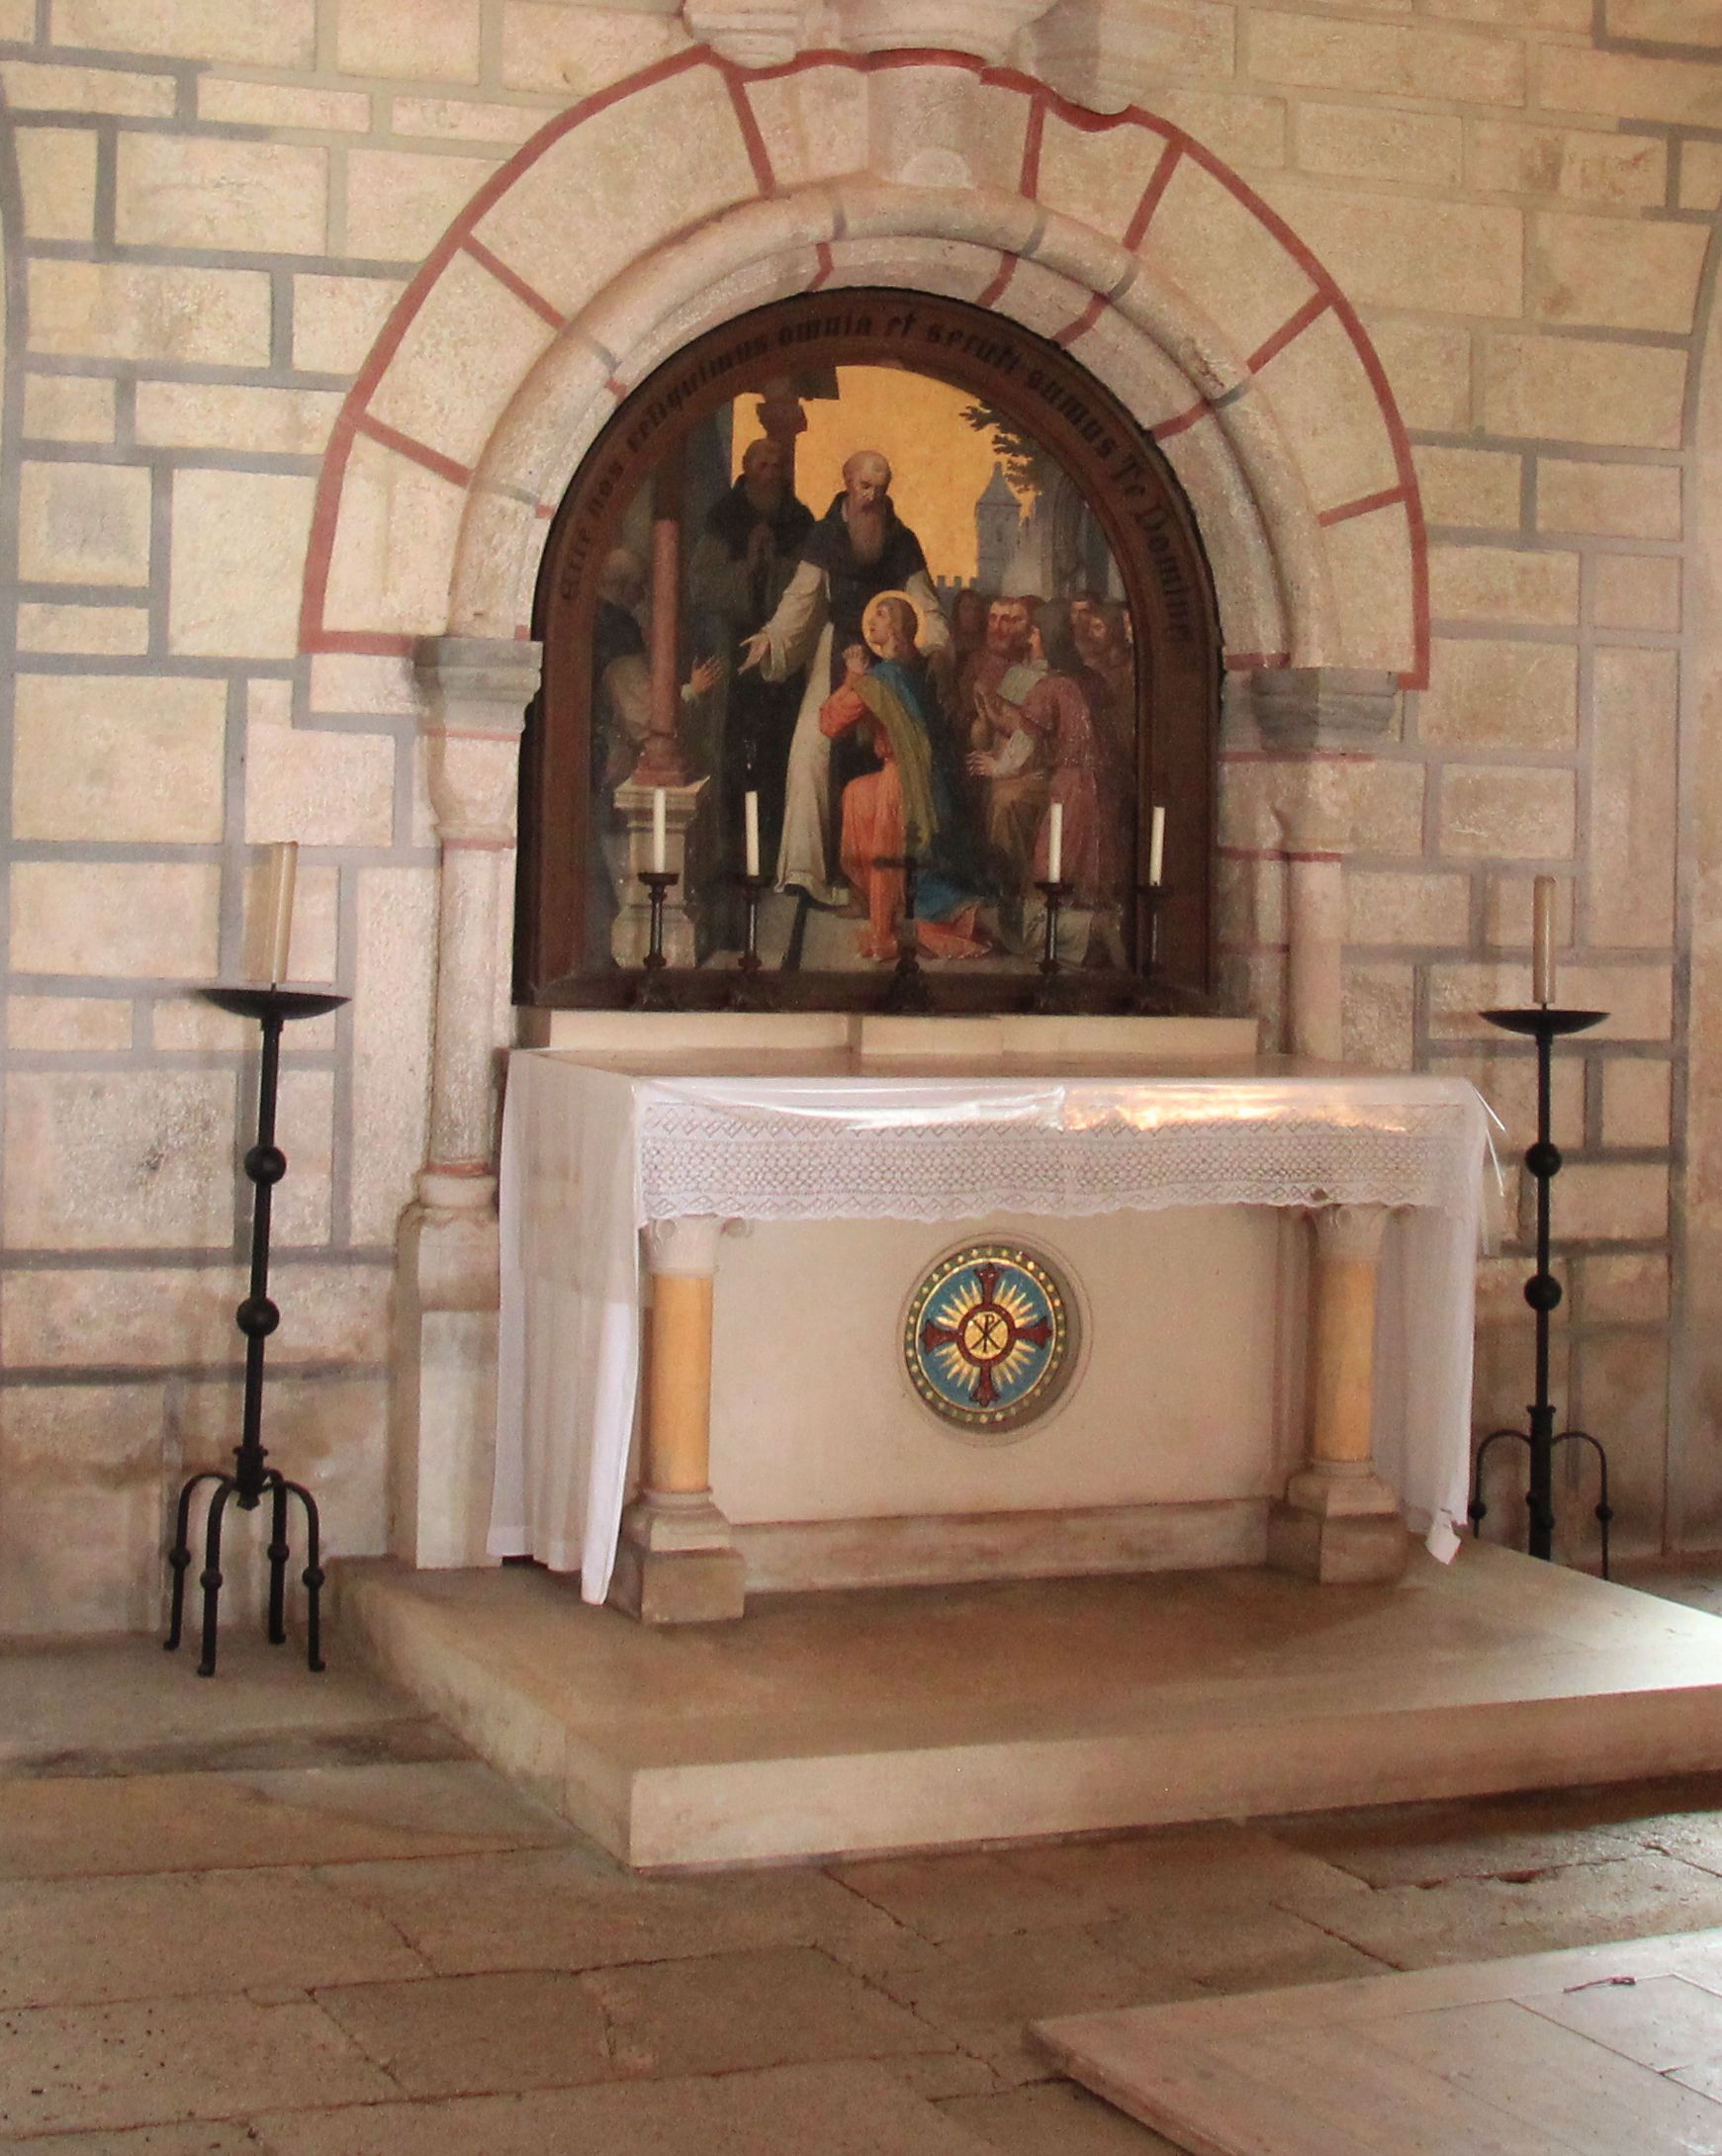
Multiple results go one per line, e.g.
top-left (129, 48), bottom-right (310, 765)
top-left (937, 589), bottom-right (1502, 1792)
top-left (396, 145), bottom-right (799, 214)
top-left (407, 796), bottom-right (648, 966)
top-left (492, 1052), bottom-right (1495, 1601)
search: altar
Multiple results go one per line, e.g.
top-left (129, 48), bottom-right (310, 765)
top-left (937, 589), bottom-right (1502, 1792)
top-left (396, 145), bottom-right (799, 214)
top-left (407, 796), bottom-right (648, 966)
top-left (492, 1015), bottom-right (1495, 1622)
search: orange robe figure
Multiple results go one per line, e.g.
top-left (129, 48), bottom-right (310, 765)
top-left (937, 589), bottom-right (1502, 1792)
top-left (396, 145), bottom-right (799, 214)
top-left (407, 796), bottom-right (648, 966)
top-left (819, 678), bottom-right (987, 962)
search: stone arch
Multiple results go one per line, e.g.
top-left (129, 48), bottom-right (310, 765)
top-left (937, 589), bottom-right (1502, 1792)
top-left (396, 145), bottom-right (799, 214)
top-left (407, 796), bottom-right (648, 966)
top-left (299, 46), bottom-right (1429, 690)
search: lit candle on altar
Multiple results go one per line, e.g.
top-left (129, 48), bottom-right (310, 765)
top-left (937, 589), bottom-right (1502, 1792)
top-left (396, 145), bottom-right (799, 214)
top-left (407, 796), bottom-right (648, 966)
top-left (652, 787), bottom-right (667, 875)
top-left (1047, 802), bottom-right (1064, 884)
top-left (744, 790), bottom-right (760, 879)
top-left (1532, 874), bottom-right (1556, 1006)
top-left (266, 842), bottom-right (298, 986)
top-left (1148, 803), bottom-right (1165, 887)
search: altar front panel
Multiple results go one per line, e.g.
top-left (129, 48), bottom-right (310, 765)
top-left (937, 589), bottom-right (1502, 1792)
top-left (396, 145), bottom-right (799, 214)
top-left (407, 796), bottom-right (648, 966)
top-left (705, 1209), bottom-right (1301, 1529)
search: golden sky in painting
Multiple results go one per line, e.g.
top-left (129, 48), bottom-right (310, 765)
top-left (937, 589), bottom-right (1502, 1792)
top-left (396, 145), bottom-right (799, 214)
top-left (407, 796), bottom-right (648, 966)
top-left (731, 364), bottom-right (1027, 586)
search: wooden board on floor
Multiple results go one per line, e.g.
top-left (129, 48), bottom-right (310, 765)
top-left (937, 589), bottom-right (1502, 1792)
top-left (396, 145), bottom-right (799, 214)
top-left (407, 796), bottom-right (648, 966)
top-left (1034, 1929), bottom-right (1722, 2156)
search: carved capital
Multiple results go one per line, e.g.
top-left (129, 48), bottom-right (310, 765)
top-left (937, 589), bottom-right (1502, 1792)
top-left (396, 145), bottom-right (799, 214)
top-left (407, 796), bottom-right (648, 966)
top-left (836, 0), bottom-right (1052, 59)
top-left (682, 0), bottom-right (807, 62)
top-left (414, 635), bottom-right (542, 847)
top-left (646, 1213), bottom-right (730, 1277)
top-left (1311, 1202), bottom-right (1392, 1267)
top-left (1248, 667), bottom-right (1402, 755)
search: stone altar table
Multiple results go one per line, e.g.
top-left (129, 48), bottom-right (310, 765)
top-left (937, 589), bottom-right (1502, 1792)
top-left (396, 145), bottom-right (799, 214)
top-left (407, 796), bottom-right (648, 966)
top-left (492, 1019), bottom-right (1495, 1622)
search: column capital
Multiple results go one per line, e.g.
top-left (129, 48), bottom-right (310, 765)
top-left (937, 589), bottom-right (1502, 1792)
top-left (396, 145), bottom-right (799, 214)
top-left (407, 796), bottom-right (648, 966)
top-left (1245, 667), bottom-right (1402, 755)
top-left (1311, 1203), bottom-right (1393, 1265)
top-left (414, 634), bottom-right (543, 720)
top-left (413, 636), bottom-right (541, 847)
top-left (646, 1213), bottom-right (730, 1277)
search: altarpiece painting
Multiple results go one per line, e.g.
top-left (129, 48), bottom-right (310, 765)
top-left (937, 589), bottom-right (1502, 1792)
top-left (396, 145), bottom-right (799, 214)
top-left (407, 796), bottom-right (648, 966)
top-left (517, 291), bottom-right (1221, 1009)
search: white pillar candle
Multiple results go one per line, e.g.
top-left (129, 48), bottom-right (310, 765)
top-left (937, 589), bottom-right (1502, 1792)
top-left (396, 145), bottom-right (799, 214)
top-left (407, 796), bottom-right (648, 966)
top-left (652, 787), bottom-right (668, 875)
top-left (744, 790), bottom-right (760, 879)
top-left (1047, 801), bottom-right (1063, 884)
top-left (1148, 803), bottom-right (1166, 887)
top-left (1532, 874), bottom-right (1557, 1006)
top-left (266, 841), bottom-right (298, 986)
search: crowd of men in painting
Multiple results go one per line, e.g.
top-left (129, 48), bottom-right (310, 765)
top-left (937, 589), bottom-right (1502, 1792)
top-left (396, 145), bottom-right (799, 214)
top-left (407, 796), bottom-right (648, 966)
top-left (591, 438), bottom-right (1136, 969)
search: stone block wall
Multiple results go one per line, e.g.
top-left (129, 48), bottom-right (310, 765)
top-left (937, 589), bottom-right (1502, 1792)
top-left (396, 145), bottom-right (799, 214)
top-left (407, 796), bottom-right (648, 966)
top-left (0, 0), bottom-right (1716, 1629)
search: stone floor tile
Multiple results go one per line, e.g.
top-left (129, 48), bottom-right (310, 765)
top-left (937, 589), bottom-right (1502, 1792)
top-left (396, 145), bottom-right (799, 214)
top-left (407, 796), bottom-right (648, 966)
top-left (0, 1638), bottom-right (435, 1777)
top-left (1012, 1821), bottom-right (1371, 1919)
top-left (0, 1761), bottom-right (569, 1881)
top-left (0, 2131), bottom-right (271, 2155)
top-left (319, 1843), bottom-right (900, 1975)
top-left (0, 1995), bottom-right (393, 2136)
top-left (865, 1925), bottom-right (1198, 2087)
top-left (1278, 1848), bottom-right (1722, 1968)
top-left (1100, 1904), bottom-right (1390, 1992)
top-left (886, 2047), bottom-right (1005, 2101)
top-left (0, 1867), bottom-right (425, 2009)
top-left (255, 2060), bottom-right (988, 2154)
top-left (581, 1943), bottom-right (951, 2078)
top-left (940, 2081), bottom-right (1186, 2154)
top-left (829, 1848), bottom-right (1114, 1942)
top-left (314, 1969), bottom-right (613, 2097)
top-left (1268, 1787), bottom-right (1668, 1886)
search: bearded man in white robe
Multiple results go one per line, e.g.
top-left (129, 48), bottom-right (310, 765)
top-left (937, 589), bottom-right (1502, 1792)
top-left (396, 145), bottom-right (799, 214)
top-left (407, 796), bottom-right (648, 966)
top-left (739, 450), bottom-right (950, 906)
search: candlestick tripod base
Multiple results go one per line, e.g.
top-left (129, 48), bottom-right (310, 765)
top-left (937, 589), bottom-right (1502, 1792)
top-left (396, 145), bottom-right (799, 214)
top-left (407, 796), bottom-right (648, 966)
top-left (165, 985), bottom-right (347, 1675)
top-left (1467, 1004), bottom-right (1614, 1577)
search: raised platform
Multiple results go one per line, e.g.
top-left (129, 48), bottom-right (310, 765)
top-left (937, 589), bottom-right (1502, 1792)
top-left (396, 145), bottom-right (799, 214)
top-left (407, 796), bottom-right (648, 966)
top-left (337, 1544), bottom-right (1722, 1870)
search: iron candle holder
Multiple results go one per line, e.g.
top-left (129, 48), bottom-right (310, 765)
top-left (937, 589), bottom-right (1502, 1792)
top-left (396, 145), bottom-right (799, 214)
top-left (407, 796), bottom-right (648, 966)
top-left (1468, 1003), bottom-right (1613, 1576)
top-left (165, 984), bottom-right (348, 1676)
top-left (1033, 878), bottom-right (1072, 1012)
top-left (876, 852), bottom-right (931, 1014)
top-left (636, 868), bottom-right (679, 1010)
top-left (1133, 883), bottom-right (1167, 1013)
top-left (728, 871), bottom-right (772, 1010)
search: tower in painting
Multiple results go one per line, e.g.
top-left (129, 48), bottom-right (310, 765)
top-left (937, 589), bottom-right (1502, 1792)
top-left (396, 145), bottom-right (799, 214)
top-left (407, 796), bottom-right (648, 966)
top-left (974, 463), bottom-right (1022, 596)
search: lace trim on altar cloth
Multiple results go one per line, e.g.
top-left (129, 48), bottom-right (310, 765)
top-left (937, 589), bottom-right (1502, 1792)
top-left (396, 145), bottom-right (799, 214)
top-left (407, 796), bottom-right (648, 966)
top-left (637, 1095), bottom-right (1490, 1226)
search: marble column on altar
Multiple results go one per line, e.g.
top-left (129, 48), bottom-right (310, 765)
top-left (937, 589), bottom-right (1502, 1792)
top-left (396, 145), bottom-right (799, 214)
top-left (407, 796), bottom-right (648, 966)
top-left (394, 634), bottom-right (541, 1568)
top-left (1268, 1203), bottom-right (1410, 1582)
top-left (609, 1213), bottom-right (747, 1623)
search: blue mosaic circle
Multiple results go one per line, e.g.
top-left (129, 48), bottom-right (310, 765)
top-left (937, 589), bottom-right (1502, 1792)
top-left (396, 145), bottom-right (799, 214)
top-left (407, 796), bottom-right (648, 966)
top-left (904, 1244), bottom-right (1075, 1435)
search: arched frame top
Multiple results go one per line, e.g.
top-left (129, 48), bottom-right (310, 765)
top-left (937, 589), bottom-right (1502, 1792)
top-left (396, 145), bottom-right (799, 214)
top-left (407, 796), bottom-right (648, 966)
top-left (520, 285), bottom-right (1223, 1005)
top-left (297, 45), bottom-right (1428, 690)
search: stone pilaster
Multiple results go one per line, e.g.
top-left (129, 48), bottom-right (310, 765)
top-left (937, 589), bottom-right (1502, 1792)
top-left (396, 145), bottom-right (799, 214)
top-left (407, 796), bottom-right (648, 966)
top-left (391, 636), bottom-right (542, 1570)
top-left (1240, 668), bottom-right (1401, 1062)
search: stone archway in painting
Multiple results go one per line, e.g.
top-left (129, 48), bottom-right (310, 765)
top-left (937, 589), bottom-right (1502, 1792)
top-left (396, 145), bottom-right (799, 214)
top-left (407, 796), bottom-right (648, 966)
top-left (519, 286), bottom-right (1223, 1007)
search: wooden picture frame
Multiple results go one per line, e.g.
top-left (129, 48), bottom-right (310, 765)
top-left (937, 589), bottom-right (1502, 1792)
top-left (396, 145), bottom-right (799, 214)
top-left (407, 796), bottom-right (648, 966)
top-left (517, 288), bottom-right (1222, 1011)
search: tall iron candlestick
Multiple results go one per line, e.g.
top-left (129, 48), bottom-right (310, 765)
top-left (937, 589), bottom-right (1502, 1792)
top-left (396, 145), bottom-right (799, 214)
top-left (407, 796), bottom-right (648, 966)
top-left (1468, 1003), bottom-right (1613, 1575)
top-left (165, 984), bottom-right (347, 1675)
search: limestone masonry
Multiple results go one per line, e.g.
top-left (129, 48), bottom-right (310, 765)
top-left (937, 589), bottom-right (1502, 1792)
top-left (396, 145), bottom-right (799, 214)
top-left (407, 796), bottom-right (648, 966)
top-left (0, 0), bottom-right (1717, 1631)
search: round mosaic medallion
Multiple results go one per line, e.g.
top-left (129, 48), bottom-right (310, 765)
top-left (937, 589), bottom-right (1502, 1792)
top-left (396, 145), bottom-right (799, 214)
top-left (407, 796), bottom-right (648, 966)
top-left (904, 1244), bottom-right (1077, 1436)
